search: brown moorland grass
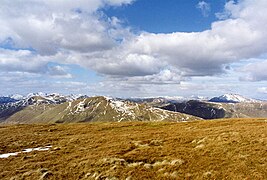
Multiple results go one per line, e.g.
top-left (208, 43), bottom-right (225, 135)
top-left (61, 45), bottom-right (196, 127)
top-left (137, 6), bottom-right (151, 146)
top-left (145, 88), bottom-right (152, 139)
top-left (0, 118), bottom-right (266, 179)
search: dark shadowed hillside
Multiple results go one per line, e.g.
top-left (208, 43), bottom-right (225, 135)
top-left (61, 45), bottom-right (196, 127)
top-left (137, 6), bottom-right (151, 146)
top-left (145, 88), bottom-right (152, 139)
top-left (159, 100), bottom-right (267, 119)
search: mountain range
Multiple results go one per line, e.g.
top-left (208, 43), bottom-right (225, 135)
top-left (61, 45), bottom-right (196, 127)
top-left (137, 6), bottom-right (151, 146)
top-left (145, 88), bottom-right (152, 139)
top-left (0, 93), bottom-right (266, 124)
top-left (0, 93), bottom-right (198, 124)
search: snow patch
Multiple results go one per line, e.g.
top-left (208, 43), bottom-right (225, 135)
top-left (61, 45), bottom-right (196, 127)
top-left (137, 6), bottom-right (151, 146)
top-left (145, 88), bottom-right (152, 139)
top-left (74, 99), bottom-right (86, 113)
top-left (9, 94), bottom-right (24, 100)
top-left (0, 146), bottom-right (52, 158)
top-left (0, 152), bottom-right (20, 158)
top-left (109, 99), bottom-right (136, 118)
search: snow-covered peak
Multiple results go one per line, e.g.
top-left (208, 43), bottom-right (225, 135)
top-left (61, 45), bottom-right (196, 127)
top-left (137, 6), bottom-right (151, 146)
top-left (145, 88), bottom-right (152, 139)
top-left (209, 94), bottom-right (259, 103)
top-left (0, 93), bottom-right (89, 107)
top-left (26, 92), bottom-right (47, 98)
top-left (21, 93), bottom-right (87, 103)
top-left (190, 95), bottom-right (209, 101)
top-left (9, 94), bottom-right (24, 100)
top-left (67, 94), bottom-right (88, 101)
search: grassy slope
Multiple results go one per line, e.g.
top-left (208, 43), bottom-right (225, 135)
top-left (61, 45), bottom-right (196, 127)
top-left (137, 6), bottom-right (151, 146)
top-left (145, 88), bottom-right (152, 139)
top-left (2, 105), bottom-right (57, 124)
top-left (222, 102), bottom-right (267, 118)
top-left (0, 118), bottom-right (266, 179)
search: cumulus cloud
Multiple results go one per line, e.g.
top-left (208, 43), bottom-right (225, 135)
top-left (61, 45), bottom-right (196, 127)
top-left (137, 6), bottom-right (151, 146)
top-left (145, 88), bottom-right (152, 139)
top-left (257, 87), bottom-right (267, 94)
top-left (239, 60), bottom-right (267, 81)
top-left (0, 48), bottom-right (72, 78)
top-left (0, 0), bottom-right (134, 55)
top-left (125, 69), bottom-right (184, 84)
top-left (196, 1), bottom-right (211, 17)
top-left (0, 48), bottom-right (47, 73)
top-left (85, 0), bottom-right (267, 80)
top-left (1, 0), bottom-right (267, 95)
top-left (47, 65), bottom-right (72, 78)
top-left (0, 0), bottom-right (134, 76)
top-left (82, 52), bottom-right (165, 76)
top-left (105, 68), bottom-right (184, 85)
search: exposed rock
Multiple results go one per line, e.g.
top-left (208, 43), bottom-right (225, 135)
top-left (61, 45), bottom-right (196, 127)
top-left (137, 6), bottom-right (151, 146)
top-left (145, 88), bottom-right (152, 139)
top-left (170, 159), bottom-right (184, 166)
top-left (144, 163), bottom-right (153, 169)
top-left (203, 171), bottom-right (213, 178)
top-left (195, 144), bottom-right (205, 149)
top-left (128, 162), bottom-right (144, 167)
top-left (40, 171), bottom-right (53, 179)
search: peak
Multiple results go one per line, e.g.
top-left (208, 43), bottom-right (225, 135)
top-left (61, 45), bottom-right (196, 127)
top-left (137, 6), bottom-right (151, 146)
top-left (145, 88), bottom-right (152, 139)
top-left (26, 92), bottom-right (47, 98)
top-left (210, 94), bottom-right (259, 103)
top-left (9, 94), bottom-right (24, 100)
top-left (222, 93), bottom-right (242, 97)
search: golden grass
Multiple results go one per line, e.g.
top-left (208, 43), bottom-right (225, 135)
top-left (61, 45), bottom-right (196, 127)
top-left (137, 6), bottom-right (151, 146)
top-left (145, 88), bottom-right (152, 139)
top-left (0, 118), bottom-right (266, 179)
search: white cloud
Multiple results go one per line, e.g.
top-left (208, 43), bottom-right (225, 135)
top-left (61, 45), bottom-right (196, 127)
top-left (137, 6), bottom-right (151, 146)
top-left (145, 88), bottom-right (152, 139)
top-left (239, 60), bottom-right (267, 81)
top-left (3, 0), bottom-right (267, 79)
top-left (85, 52), bottom-right (164, 76)
top-left (0, 0), bottom-right (134, 75)
top-left (47, 65), bottom-right (72, 78)
top-left (1, 0), bottom-right (267, 97)
top-left (196, 1), bottom-right (211, 17)
top-left (0, 0), bottom-right (134, 55)
top-left (0, 48), bottom-right (47, 73)
top-left (257, 87), bottom-right (267, 94)
top-left (82, 0), bottom-right (267, 79)
top-left (104, 68), bottom-right (184, 85)
top-left (0, 71), bottom-right (89, 95)
top-left (0, 48), bottom-right (72, 78)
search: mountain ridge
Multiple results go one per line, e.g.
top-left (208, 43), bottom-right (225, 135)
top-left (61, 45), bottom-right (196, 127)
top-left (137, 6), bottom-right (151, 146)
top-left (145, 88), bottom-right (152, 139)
top-left (1, 93), bottom-right (266, 123)
top-left (0, 95), bottom-right (200, 124)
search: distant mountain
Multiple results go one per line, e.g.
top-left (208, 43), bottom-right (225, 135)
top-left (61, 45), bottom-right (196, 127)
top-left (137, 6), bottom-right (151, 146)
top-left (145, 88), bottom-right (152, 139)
top-left (128, 97), bottom-right (171, 105)
top-left (24, 92), bottom-right (88, 103)
top-left (9, 94), bottom-right (24, 100)
top-left (209, 94), bottom-right (259, 103)
top-left (128, 96), bottom-right (208, 104)
top-left (0, 93), bottom-right (88, 123)
top-left (0, 97), bottom-right (18, 104)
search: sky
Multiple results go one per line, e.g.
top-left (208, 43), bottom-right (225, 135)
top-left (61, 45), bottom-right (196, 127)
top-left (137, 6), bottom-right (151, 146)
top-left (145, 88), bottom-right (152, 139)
top-left (0, 0), bottom-right (267, 99)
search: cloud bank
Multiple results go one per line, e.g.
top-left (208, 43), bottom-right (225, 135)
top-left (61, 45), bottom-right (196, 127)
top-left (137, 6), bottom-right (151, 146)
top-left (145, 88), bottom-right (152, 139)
top-left (0, 0), bottom-right (267, 97)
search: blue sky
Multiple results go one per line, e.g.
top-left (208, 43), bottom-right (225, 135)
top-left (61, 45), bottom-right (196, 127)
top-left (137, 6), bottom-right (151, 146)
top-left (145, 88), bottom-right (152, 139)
top-left (0, 0), bottom-right (267, 99)
top-left (105, 0), bottom-right (226, 33)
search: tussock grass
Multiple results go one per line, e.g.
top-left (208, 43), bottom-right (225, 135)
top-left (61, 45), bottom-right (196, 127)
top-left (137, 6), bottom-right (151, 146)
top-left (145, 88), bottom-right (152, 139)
top-left (0, 118), bottom-right (266, 179)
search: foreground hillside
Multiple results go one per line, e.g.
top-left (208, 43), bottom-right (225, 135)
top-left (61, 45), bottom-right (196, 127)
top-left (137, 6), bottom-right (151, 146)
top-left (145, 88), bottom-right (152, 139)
top-left (0, 118), bottom-right (266, 179)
